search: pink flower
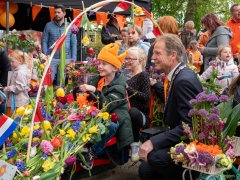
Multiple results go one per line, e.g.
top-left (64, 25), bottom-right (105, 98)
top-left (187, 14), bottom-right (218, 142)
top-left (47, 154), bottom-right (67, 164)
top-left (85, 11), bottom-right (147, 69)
top-left (225, 148), bottom-right (237, 158)
top-left (40, 140), bottom-right (53, 154)
top-left (65, 155), bottom-right (76, 166)
top-left (68, 113), bottom-right (85, 121)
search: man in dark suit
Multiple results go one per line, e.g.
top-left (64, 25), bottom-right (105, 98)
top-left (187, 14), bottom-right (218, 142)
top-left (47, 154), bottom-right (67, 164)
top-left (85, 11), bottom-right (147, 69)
top-left (138, 34), bottom-right (202, 180)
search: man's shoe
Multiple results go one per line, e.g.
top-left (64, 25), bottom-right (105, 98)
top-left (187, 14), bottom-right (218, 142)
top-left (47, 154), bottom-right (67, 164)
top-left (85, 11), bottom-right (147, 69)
top-left (130, 142), bottom-right (141, 162)
top-left (80, 148), bottom-right (97, 170)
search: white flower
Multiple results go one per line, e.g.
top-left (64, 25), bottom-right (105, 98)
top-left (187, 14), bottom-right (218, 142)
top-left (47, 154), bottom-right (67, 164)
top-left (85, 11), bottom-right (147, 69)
top-left (32, 175), bottom-right (41, 180)
top-left (30, 146), bottom-right (37, 157)
top-left (184, 144), bottom-right (196, 154)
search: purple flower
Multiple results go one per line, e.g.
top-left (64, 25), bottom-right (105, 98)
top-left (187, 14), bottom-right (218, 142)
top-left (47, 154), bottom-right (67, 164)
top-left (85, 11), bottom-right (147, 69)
top-left (38, 130), bottom-right (44, 136)
top-left (175, 145), bottom-right (187, 157)
top-left (32, 53), bottom-right (37, 58)
top-left (198, 132), bottom-right (206, 140)
top-left (209, 61), bottom-right (214, 66)
top-left (35, 45), bottom-right (41, 53)
top-left (148, 66), bottom-right (154, 72)
top-left (187, 150), bottom-right (198, 167)
top-left (197, 151), bottom-right (214, 166)
top-left (188, 109), bottom-right (199, 117)
top-left (7, 150), bottom-right (17, 159)
top-left (208, 113), bottom-right (220, 123)
top-left (225, 148), bottom-right (237, 158)
top-left (71, 24), bottom-right (79, 34)
top-left (42, 154), bottom-right (48, 160)
top-left (15, 161), bottom-right (26, 172)
top-left (198, 109), bottom-right (208, 117)
top-left (219, 95), bottom-right (230, 103)
top-left (207, 94), bottom-right (218, 103)
top-left (6, 142), bottom-right (12, 147)
top-left (86, 57), bottom-right (92, 62)
top-left (24, 142), bottom-right (28, 149)
top-left (32, 141), bottom-right (40, 147)
top-left (189, 99), bottom-right (198, 105)
top-left (72, 121), bottom-right (81, 132)
top-left (70, 58), bottom-right (75, 63)
top-left (210, 107), bottom-right (220, 115)
top-left (65, 155), bottom-right (76, 166)
top-left (67, 142), bottom-right (73, 151)
top-left (152, 73), bottom-right (159, 79)
top-left (196, 92), bottom-right (208, 102)
top-left (91, 110), bottom-right (98, 117)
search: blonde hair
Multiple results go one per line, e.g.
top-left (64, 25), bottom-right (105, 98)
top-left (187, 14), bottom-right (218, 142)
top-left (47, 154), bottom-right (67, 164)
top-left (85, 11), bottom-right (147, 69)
top-left (217, 45), bottom-right (232, 56)
top-left (121, 27), bottom-right (128, 33)
top-left (189, 40), bottom-right (198, 50)
top-left (157, 16), bottom-right (179, 35)
top-left (127, 25), bottom-right (142, 47)
top-left (185, 21), bottom-right (194, 29)
top-left (127, 47), bottom-right (147, 70)
top-left (8, 49), bottom-right (31, 69)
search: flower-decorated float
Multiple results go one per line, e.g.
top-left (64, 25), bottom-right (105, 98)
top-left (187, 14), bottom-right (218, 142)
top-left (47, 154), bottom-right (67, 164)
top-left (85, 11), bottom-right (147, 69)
top-left (0, 1), bottom-right (161, 179)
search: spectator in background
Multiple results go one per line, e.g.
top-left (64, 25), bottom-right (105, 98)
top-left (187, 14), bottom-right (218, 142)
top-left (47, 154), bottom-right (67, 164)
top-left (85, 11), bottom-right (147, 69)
top-left (0, 48), bottom-right (11, 87)
top-left (192, 29), bottom-right (197, 41)
top-left (118, 27), bottom-right (128, 55)
top-left (226, 4), bottom-right (240, 66)
top-left (146, 16), bottom-right (188, 69)
top-left (179, 21), bottom-right (195, 49)
top-left (42, 4), bottom-right (77, 85)
top-left (101, 15), bottom-right (122, 45)
top-left (197, 13), bottom-right (232, 71)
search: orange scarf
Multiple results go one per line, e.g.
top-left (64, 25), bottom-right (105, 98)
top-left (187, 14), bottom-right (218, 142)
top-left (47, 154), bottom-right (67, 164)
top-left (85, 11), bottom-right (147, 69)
top-left (97, 77), bottom-right (105, 91)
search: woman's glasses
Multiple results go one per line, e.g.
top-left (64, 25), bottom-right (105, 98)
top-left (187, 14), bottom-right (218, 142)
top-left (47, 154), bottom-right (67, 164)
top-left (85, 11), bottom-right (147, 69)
top-left (124, 58), bottom-right (138, 61)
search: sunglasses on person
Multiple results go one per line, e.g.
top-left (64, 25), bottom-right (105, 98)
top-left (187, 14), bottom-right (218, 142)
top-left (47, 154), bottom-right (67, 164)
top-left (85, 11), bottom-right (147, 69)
top-left (128, 30), bottom-right (137, 35)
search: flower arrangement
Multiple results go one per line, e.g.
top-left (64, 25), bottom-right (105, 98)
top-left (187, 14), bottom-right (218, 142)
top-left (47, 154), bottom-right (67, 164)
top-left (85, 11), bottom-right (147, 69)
top-left (0, 89), bottom-right (116, 179)
top-left (169, 92), bottom-right (240, 174)
top-left (148, 66), bottom-right (166, 126)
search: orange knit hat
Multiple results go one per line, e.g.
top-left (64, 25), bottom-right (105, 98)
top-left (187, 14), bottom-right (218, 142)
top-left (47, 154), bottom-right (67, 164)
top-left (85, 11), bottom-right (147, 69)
top-left (97, 43), bottom-right (127, 68)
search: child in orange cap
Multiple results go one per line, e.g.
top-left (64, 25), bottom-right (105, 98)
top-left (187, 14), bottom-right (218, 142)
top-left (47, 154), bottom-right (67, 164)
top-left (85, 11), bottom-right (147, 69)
top-left (79, 43), bottom-right (133, 169)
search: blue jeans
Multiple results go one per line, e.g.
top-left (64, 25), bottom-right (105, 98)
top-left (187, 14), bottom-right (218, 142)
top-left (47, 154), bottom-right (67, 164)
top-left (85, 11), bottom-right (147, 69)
top-left (50, 58), bottom-right (70, 86)
top-left (92, 122), bottom-right (119, 153)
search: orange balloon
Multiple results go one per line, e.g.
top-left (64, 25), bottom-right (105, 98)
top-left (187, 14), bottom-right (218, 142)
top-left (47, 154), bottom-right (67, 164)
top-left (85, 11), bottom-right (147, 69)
top-left (0, 8), bottom-right (3, 15)
top-left (0, 12), bottom-right (15, 28)
top-left (4, 2), bottom-right (18, 14)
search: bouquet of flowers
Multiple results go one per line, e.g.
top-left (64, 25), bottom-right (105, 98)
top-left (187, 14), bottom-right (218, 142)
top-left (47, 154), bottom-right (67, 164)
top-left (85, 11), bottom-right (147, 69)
top-left (148, 66), bottom-right (166, 126)
top-left (0, 88), bottom-right (117, 180)
top-left (169, 92), bottom-right (240, 174)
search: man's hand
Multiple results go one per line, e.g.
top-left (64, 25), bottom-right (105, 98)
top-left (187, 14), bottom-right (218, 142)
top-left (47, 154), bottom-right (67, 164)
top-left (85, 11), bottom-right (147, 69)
top-left (197, 46), bottom-right (205, 54)
top-left (149, 78), bottom-right (157, 86)
top-left (138, 140), bottom-right (154, 162)
top-left (79, 84), bottom-right (96, 92)
top-left (3, 87), bottom-right (8, 92)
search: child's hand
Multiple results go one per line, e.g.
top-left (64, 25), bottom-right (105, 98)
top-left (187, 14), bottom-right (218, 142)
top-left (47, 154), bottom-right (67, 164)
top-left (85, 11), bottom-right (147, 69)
top-left (149, 78), bottom-right (157, 86)
top-left (79, 84), bottom-right (96, 92)
top-left (3, 87), bottom-right (8, 92)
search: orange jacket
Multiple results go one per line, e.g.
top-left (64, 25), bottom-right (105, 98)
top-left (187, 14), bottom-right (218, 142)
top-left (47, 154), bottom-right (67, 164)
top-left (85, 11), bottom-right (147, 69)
top-left (198, 31), bottom-right (209, 47)
top-left (226, 18), bottom-right (240, 55)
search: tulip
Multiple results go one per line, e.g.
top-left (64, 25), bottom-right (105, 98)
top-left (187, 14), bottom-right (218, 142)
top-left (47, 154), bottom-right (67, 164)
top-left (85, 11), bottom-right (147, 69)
top-left (16, 106), bottom-right (25, 116)
top-left (42, 159), bottom-right (55, 172)
top-left (56, 88), bottom-right (65, 97)
top-left (59, 129), bottom-right (66, 135)
top-left (82, 134), bottom-right (91, 142)
top-left (51, 136), bottom-right (63, 148)
top-left (20, 126), bottom-right (30, 137)
top-left (111, 113), bottom-right (119, 124)
top-left (65, 155), bottom-right (76, 166)
top-left (32, 175), bottom-right (41, 180)
top-left (41, 121), bottom-right (52, 130)
top-left (30, 146), bottom-right (37, 157)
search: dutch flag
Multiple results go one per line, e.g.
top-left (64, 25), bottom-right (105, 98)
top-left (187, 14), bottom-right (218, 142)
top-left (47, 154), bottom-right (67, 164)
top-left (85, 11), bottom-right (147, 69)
top-left (141, 27), bottom-right (162, 40)
top-left (112, 2), bottom-right (131, 13)
top-left (0, 114), bottom-right (18, 147)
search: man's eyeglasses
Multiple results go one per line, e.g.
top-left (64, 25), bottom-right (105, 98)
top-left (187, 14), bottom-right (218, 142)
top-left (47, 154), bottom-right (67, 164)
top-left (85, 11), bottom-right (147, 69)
top-left (124, 58), bottom-right (138, 61)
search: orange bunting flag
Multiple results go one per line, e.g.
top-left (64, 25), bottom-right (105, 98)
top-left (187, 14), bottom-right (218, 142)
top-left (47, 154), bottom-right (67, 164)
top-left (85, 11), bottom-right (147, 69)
top-left (96, 12), bottom-right (109, 27)
top-left (49, 6), bottom-right (55, 21)
top-left (116, 14), bottom-right (126, 30)
top-left (134, 16), bottom-right (144, 27)
top-left (73, 9), bottom-right (82, 19)
top-left (32, 5), bottom-right (42, 21)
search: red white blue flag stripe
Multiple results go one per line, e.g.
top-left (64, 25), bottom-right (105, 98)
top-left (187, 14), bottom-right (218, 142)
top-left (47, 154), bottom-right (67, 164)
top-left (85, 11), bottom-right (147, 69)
top-left (141, 27), bottom-right (161, 40)
top-left (112, 2), bottom-right (131, 13)
top-left (0, 114), bottom-right (18, 147)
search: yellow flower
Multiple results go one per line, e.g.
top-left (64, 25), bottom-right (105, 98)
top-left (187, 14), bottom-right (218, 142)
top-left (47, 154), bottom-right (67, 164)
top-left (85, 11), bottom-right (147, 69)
top-left (42, 159), bottom-right (55, 172)
top-left (25, 105), bottom-right (33, 109)
top-left (41, 121), bottom-right (52, 130)
top-left (56, 88), bottom-right (65, 97)
top-left (39, 64), bottom-right (45, 69)
top-left (98, 112), bottom-right (109, 120)
top-left (59, 129), bottom-right (66, 135)
top-left (81, 35), bottom-right (90, 46)
top-left (32, 137), bottom-right (40, 142)
top-left (66, 129), bottom-right (76, 139)
top-left (134, 7), bottom-right (143, 15)
top-left (12, 132), bottom-right (18, 139)
top-left (33, 124), bottom-right (40, 130)
top-left (24, 109), bottom-right (33, 115)
top-left (82, 134), bottom-right (91, 143)
top-left (20, 126), bottom-right (30, 137)
top-left (16, 107), bottom-right (26, 116)
top-left (52, 100), bottom-right (57, 107)
top-left (88, 125), bottom-right (98, 134)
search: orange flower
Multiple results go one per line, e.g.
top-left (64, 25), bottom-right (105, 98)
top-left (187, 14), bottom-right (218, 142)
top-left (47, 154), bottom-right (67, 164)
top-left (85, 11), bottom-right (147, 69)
top-left (88, 105), bottom-right (97, 115)
top-left (186, 48), bottom-right (190, 54)
top-left (190, 140), bottom-right (222, 156)
top-left (50, 136), bottom-right (63, 148)
top-left (73, 70), bottom-right (80, 76)
top-left (76, 93), bottom-right (89, 108)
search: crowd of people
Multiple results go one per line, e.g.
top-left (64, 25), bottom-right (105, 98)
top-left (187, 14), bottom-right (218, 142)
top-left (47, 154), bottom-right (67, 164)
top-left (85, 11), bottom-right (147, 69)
top-left (0, 2), bottom-right (240, 180)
